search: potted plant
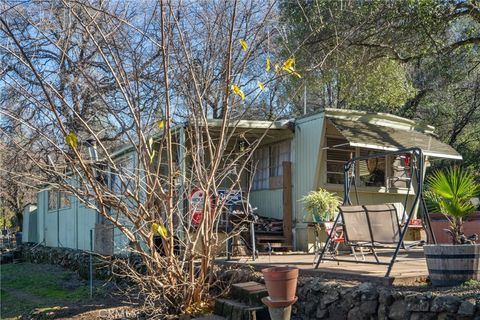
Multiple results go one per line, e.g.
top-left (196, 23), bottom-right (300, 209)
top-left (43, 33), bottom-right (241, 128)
top-left (424, 167), bottom-right (480, 286)
top-left (301, 188), bottom-right (341, 222)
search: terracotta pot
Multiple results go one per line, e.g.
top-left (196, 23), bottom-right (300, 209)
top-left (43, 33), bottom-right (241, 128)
top-left (262, 267), bottom-right (299, 301)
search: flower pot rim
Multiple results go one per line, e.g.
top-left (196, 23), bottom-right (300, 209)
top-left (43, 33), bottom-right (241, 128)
top-left (262, 266), bottom-right (299, 274)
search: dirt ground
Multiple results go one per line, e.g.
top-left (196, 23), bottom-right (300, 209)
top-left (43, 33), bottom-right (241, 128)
top-left (0, 262), bottom-right (137, 319)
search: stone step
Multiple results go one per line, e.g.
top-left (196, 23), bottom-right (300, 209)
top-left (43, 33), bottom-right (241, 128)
top-left (257, 243), bottom-right (293, 250)
top-left (231, 282), bottom-right (268, 306)
top-left (214, 298), bottom-right (269, 320)
top-left (193, 315), bottom-right (227, 320)
top-left (255, 235), bottom-right (287, 242)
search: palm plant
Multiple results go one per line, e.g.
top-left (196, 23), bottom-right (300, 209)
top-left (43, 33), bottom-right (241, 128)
top-left (425, 167), bottom-right (480, 244)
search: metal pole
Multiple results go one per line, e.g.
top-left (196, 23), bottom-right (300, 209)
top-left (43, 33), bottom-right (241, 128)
top-left (57, 190), bottom-right (60, 247)
top-left (226, 214), bottom-right (232, 260)
top-left (315, 212), bottom-right (341, 269)
top-left (385, 150), bottom-right (424, 277)
top-left (250, 221), bottom-right (256, 261)
top-left (303, 83), bottom-right (307, 115)
top-left (89, 229), bottom-right (93, 299)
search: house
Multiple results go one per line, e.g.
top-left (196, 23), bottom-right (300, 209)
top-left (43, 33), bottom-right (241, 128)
top-left (24, 108), bottom-right (461, 253)
top-left (249, 109), bottom-right (461, 251)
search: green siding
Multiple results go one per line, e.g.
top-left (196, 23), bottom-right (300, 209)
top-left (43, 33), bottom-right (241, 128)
top-left (36, 189), bottom-right (102, 251)
top-left (249, 189), bottom-right (283, 220)
top-left (293, 113), bottom-right (325, 250)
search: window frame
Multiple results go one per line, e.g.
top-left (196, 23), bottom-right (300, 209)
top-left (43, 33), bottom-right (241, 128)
top-left (251, 139), bottom-right (292, 191)
top-left (47, 190), bottom-right (71, 212)
top-left (110, 155), bottom-right (135, 195)
top-left (324, 135), bottom-right (413, 193)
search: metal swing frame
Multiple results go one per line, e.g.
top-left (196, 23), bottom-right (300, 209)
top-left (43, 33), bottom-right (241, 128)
top-left (314, 147), bottom-right (437, 277)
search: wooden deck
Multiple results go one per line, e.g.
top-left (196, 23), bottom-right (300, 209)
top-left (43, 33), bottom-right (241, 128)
top-left (217, 248), bottom-right (428, 286)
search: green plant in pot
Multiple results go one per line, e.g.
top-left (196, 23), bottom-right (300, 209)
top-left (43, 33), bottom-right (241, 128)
top-left (301, 188), bottom-right (341, 222)
top-left (423, 167), bottom-right (480, 286)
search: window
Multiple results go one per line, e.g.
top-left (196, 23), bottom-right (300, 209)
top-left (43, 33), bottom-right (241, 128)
top-left (269, 140), bottom-right (291, 177)
top-left (252, 140), bottom-right (291, 191)
top-left (252, 147), bottom-right (269, 190)
top-left (358, 149), bottom-right (386, 187)
top-left (325, 136), bottom-right (411, 189)
top-left (325, 137), bottom-right (355, 185)
top-left (111, 156), bottom-right (134, 194)
top-left (387, 154), bottom-right (412, 189)
top-left (48, 190), bottom-right (71, 211)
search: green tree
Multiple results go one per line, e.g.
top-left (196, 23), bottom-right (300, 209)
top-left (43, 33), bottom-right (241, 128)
top-left (280, 0), bottom-right (480, 170)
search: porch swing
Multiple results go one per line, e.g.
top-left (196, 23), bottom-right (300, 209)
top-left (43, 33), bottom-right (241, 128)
top-left (314, 147), bottom-right (437, 278)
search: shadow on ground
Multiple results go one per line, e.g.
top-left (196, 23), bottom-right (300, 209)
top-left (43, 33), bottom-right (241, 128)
top-left (1, 262), bottom-right (134, 319)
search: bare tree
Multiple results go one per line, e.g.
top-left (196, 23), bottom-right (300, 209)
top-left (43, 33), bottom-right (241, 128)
top-left (0, 0), bottom-right (302, 316)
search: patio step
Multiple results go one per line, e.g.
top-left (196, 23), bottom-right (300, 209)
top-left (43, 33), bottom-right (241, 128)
top-left (230, 281), bottom-right (268, 306)
top-left (214, 281), bottom-right (270, 320)
top-left (255, 234), bottom-right (292, 252)
top-left (255, 234), bottom-right (287, 242)
top-left (213, 298), bottom-right (269, 320)
top-left (193, 315), bottom-right (227, 320)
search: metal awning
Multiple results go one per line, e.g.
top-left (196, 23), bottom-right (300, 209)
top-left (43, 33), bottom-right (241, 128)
top-left (329, 118), bottom-right (462, 160)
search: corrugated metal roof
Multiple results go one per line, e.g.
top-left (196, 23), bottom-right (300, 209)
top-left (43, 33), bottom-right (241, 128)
top-left (328, 118), bottom-right (462, 160)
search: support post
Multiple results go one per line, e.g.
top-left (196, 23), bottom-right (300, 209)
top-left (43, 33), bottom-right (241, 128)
top-left (282, 161), bottom-right (293, 247)
top-left (89, 229), bottom-right (93, 299)
top-left (57, 189), bottom-right (60, 247)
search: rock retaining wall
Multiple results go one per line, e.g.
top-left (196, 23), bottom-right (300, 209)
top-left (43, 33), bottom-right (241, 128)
top-left (20, 244), bottom-right (130, 280)
top-left (293, 278), bottom-right (480, 320)
top-left (19, 246), bottom-right (480, 319)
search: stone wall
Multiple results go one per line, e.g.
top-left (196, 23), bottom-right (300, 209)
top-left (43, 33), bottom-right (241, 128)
top-left (293, 278), bottom-right (480, 320)
top-left (19, 245), bottom-right (480, 319)
top-left (20, 244), bottom-right (126, 280)
top-left (19, 244), bottom-right (252, 284)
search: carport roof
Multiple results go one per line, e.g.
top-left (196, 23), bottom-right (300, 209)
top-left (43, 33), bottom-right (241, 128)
top-left (328, 117), bottom-right (462, 160)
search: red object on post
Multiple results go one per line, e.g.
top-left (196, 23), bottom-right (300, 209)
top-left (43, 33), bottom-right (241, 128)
top-left (404, 153), bottom-right (412, 168)
top-left (189, 188), bottom-right (213, 225)
top-left (189, 188), bottom-right (204, 225)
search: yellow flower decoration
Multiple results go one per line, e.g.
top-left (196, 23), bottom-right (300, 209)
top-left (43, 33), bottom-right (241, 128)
top-left (231, 84), bottom-right (245, 100)
top-left (258, 81), bottom-right (265, 91)
top-left (266, 58), bottom-right (271, 72)
top-left (282, 57), bottom-right (302, 78)
top-left (239, 39), bottom-right (248, 52)
top-left (152, 222), bottom-right (168, 239)
top-left (65, 132), bottom-right (78, 149)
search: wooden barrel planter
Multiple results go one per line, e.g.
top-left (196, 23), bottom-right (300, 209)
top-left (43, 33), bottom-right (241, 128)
top-left (424, 244), bottom-right (480, 286)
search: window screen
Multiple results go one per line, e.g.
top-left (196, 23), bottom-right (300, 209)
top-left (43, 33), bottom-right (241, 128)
top-left (252, 140), bottom-right (291, 190)
top-left (47, 190), bottom-right (71, 211)
top-left (269, 140), bottom-right (291, 177)
top-left (326, 137), bottom-right (355, 184)
top-left (111, 156), bottom-right (134, 194)
top-left (252, 147), bottom-right (269, 190)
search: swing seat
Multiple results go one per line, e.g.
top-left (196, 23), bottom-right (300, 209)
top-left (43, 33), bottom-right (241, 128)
top-left (314, 203), bottom-right (426, 270)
